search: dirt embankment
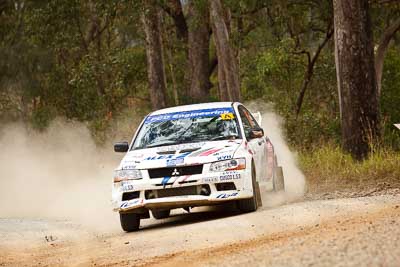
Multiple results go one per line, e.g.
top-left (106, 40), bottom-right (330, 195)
top-left (1, 193), bottom-right (399, 267)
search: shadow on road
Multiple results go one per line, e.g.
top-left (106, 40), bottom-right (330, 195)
top-left (138, 202), bottom-right (244, 232)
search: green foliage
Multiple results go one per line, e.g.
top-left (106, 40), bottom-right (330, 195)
top-left (0, 0), bottom-right (399, 152)
top-left (380, 47), bottom-right (400, 149)
top-left (31, 105), bottom-right (56, 130)
top-left (240, 29), bottom-right (339, 148)
top-left (0, 0), bottom-right (148, 141)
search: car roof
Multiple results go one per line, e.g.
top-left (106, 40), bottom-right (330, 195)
top-left (150, 102), bottom-right (238, 115)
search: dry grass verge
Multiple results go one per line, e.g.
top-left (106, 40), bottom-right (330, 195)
top-left (299, 146), bottom-right (400, 198)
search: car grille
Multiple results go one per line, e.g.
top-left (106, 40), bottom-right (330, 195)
top-left (148, 165), bottom-right (203, 179)
top-left (157, 186), bottom-right (198, 198)
top-left (145, 185), bottom-right (211, 199)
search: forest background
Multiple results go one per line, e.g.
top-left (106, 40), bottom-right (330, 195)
top-left (1, 0), bottom-right (400, 193)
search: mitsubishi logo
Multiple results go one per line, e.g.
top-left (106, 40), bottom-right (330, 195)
top-left (171, 168), bottom-right (180, 176)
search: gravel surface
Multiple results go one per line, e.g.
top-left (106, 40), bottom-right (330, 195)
top-left (0, 193), bottom-right (399, 267)
top-left (163, 200), bottom-right (400, 267)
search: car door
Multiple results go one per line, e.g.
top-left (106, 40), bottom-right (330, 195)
top-left (237, 106), bottom-right (267, 182)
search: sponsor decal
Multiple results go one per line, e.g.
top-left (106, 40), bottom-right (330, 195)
top-left (177, 175), bottom-right (191, 185)
top-left (202, 176), bottom-right (219, 183)
top-left (187, 147), bottom-right (213, 157)
top-left (212, 148), bottom-right (235, 160)
top-left (144, 108), bottom-right (235, 124)
top-left (162, 176), bottom-right (172, 188)
top-left (212, 148), bottom-right (234, 156)
top-left (121, 165), bottom-right (136, 170)
top-left (217, 155), bottom-right (233, 161)
top-left (122, 184), bottom-right (134, 191)
top-left (216, 192), bottom-right (239, 199)
top-left (219, 172), bottom-right (241, 181)
top-left (220, 113), bottom-right (235, 120)
top-left (166, 175), bottom-right (193, 187)
top-left (120, 198), bottom-right (143, 209)
top-left (166, 157), bottom-right (184, 166)
top-left (170, 176), bottom-right (180, 186)
top-left (199, 148), bottom-right (223, 157)
top-left (121, 181), bottom-right (135, 191)
top-left (202, 172), bottom-right (240, 183)
top-left (144, 152), bottom-right (190, 161)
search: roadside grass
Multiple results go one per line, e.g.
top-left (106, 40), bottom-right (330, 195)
top-left (299, 145), bottom-right (400, 195)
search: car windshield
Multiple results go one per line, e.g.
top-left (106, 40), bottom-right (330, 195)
top-left (132, 107), bottom-right (241, 150)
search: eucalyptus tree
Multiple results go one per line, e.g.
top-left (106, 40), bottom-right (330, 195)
top-left (333, 0), bottom-right (380, 159)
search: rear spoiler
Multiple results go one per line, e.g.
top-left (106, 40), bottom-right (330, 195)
top-left (251, 112), bottom-right (262, 126)
top-left (395, 124), bottom-right (400, 130)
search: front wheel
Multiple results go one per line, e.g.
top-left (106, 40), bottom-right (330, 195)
top-left (152, 209), bottom-right (171, 219)
top-left (120, 212), bottom-right (140, 232)
top-left (237, 164), bottom-right (259, 212)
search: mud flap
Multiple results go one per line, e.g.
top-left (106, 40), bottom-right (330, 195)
top-left (255, 181), bottom-right (263, 207)
top-left (273, 166), bottom-right (285, 192)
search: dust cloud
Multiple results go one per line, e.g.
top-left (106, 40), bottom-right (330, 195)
top-left (246, 101), bottom-right (306, 206)
top-left (0, 103), bottom-right (305, 230)
top-left (0, 119), bottom-right (122, 231)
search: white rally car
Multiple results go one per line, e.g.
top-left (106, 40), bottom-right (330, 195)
top-left (112, 102), bottom-right (285, 231)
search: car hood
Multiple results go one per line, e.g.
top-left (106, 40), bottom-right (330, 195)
top-left (118, 140), bottom-right (243, 170)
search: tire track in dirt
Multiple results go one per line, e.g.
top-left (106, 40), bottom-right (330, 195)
top-left (132, 205), bottom-right (400, 267)
top-left (1, 194), bottom-right (399, 267)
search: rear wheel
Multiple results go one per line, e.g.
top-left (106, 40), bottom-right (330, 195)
top-left (273, 166), bottom-right (285, 192)
top-left (152, 209), bottom-right (171, 219)
top-left (120, 212), bottom-right (140, 232)
top-left (237, 164), bottom-right (259, 212)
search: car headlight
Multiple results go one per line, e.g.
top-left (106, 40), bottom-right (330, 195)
top-left (210, 158), bottom-right (246, 172)
top-left (114, 169), bottom-right (142, 183)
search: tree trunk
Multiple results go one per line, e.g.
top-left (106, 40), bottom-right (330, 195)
top-left (142, 0), bottom-right (167, 110)
top-left (87, 0), bottom-right (106, 97)
top-left (209, 0), bottom-right (241, 102)
top-left (333, 0), bottom-right (380, 160)
top-left (160, 12), bottom-right (179, 106)
top-left (187, 1), bottom-right (211, 103)
top-left (375, 18), bottom-right (400, 97)
top-left (160, 0), bottom-right (188, 42)
top-left (217, 57), bottom-right (229, 101)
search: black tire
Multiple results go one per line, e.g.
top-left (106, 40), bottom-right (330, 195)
top-left (273, 166), bottom-right (285, 192)
top-left (237, 164), bottom-right (259, 212)
top-left (152, 209), bottom-right (171, 219)
top-left (120, 212), bottom-right (140, 232)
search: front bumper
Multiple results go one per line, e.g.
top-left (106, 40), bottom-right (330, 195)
top-left (112, 168), bottom-right (253, 213)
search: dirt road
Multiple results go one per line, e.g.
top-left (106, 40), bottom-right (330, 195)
top-left (1, 192), bottom-right (399, 267)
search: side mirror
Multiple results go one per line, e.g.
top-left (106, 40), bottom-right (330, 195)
top-left (114, 141), bottom-right (129, 152)
top-left (250, 127), bottom-right (264, 139)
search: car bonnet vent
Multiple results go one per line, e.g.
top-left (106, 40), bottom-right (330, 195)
top-left (180, 147), bottom-right (201, 153)
top-left (157, 151), bottom-right (176, 155)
